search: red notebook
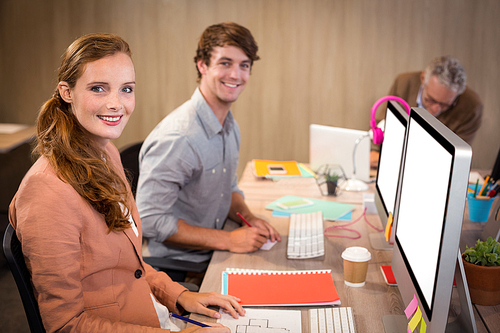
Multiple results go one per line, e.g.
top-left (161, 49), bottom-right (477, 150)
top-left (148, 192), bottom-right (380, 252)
top-left (221, 269), bottom-right (340, 306)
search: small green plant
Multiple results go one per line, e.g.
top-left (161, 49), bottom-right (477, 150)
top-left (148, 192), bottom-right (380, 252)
top-left (326, 172), bottom-right (340, 182)
top-left (463, 237), bottom-right (500, 266)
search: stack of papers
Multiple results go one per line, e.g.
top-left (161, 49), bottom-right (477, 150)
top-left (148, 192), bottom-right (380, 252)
top-left (252, 159), bottom-right (315, 179)
top-left (266, 195), bottom-right (355, 221)
top-left (0, 123), bottom-right (29, 134)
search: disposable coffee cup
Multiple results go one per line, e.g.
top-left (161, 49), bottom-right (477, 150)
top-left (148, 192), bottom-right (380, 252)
top-left (341, 246), bottom-right (371, 287)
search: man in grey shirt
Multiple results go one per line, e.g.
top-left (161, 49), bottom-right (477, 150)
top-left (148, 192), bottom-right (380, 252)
top-left (136, 22), bottom-right (281, 280)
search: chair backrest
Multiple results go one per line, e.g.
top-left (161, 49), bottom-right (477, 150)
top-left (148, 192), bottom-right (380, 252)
top-left (119, 141), bottom-right (143, 198)
top-left (3, 224), bottom-right (46, 333)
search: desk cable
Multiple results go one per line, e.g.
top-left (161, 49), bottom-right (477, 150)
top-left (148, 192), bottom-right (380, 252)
top-left (324, 208), bottom-right (383, 239)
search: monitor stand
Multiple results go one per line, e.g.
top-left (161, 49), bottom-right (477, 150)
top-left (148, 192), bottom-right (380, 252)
top-left (369, 232), bottom-right (393, 251)
top-left (383, 251), bottom-right (477, 333)
top-left (446, 250), bottom-right (477, 333)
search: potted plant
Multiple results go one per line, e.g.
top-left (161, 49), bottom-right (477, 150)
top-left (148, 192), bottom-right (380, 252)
top-left (326, 172), bottom-right (340, 195)
top-left (462, 237), bottom-right (500, 305)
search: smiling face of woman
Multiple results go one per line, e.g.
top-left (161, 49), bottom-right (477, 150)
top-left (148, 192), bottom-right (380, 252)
top-left (58, 52), bottom-right (136, 148)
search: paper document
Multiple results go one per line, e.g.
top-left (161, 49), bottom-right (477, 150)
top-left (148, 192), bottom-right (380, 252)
top-left (0, 123), bottom-right (29, 134)
top-left (260, 239), bottom-right (277, 250)
top-left (218, 308), bottom-right (302, 333)
top-left (266, 195), bottom-right (355, 221)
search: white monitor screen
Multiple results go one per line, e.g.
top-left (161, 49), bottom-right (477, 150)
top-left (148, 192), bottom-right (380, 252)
top-left (396, 118), bottom-right (452, 313)
top-left (377, 107), bottom-right (407, 217)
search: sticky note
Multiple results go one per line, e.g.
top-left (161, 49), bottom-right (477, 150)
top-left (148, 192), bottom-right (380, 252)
top-left (385, 213), bottom-right (393, 242)
top-left (404, 294), bottom-right (418, 319)
top-left (404, 294), bottom-right (427, 333)
top-left (408, 306), bottom-right (422, 331)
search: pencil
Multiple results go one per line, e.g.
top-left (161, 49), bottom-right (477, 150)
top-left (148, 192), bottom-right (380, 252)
top-left (474, 179), bottom-right (479, 198)
top-left (236, 212), bottom-right (252, 227)
top-left (482, 178), bottom-right (492, 196)
top-left (478, 176), bottom-right (489, 198)
top-left (170, 313), bottom-right (210, 327)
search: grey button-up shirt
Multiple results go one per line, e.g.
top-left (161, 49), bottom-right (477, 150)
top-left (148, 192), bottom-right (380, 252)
top-left (136, 88), bottom-right (243, 263)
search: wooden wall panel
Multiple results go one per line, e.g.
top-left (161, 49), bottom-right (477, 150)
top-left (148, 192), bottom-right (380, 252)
top-left (1, 0), bottom-right (499, 178)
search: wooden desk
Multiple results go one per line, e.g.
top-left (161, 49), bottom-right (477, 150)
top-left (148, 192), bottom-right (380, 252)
top-left (0, 124), bottom-right (35, 153)
top-left (192, 162), bottom-right (496, 332)
top-left (0, 125), bottom-right (36, 213)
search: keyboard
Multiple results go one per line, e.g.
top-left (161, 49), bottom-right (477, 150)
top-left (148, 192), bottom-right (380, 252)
top-left (287, 211), bottom-right (325, 259)
top-left (309, 307), bottom-right (356, 333)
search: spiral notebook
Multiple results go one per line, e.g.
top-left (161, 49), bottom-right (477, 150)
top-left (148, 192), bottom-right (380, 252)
top-left (221, 268), bottom-right (340, 306)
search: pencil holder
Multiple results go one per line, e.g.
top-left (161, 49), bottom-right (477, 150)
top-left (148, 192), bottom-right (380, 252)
top-left (467, 193), bottom-right (494, 223)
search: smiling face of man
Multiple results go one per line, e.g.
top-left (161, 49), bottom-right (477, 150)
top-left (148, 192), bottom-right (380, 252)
top-left (197, 45), bottom-right (251, 114)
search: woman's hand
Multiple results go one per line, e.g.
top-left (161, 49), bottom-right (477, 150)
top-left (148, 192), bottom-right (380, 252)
top-left (177, 291), bottom-right (245, 320)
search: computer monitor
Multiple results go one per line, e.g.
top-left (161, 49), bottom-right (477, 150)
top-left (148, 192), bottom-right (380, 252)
top-left (309, 124), bottom-right (371, 182)
top-left (371, 101), bottom-right (409, 250)
top-left (386, 107), bottom-right (476, 333)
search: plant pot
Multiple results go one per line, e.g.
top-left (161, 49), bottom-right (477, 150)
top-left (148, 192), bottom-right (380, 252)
top-left (462, 257), bottom-right (500, 306)
top-left (326, 180), bottom-right (338, 195)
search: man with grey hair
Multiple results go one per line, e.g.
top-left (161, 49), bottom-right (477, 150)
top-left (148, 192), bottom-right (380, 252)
top-left (377, 56), bottom-right (483, 145)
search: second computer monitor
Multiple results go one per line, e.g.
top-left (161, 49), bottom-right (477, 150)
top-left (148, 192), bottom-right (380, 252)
top-left (373, 101), bottom-right (408, 247)
top-left (391, 107), bottom-right (474, 332)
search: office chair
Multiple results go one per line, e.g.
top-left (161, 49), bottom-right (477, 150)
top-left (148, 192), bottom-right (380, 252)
top-left (119, 141), bottom-right (143, 198)
top-left (119, 142), bottom-right (208, 291)
top-left (3, 224), bottom-right (46, 333)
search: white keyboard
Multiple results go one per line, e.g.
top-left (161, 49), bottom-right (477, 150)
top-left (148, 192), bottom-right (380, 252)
top-left (309, 307), bottom-right (356, 333)
top-left (287, 211), bottom-right (325, 259)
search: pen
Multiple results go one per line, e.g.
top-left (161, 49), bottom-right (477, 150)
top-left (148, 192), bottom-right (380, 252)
top-left (236, 212), bottom-right (252, 227)
top-left (473, 179), bottom-right (479, 197)
top-left (170, 313), bottom-right (210, 327)
top-left (488, 183), bottom-right (499, 197)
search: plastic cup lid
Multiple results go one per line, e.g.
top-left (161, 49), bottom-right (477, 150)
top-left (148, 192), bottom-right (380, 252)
top-left (341, 246), bottom-right (371, 262)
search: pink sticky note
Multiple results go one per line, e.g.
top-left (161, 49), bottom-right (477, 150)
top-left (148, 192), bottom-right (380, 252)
top-left (404, 294), bottom-right (418, 319)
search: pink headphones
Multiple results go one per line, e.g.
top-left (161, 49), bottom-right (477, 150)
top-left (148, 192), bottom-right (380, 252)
top-left (370, 96), bottom-right (411, 145)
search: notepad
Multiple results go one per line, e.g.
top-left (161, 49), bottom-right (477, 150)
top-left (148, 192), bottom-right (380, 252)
top-left (221, 268), bottom-right (341, 306)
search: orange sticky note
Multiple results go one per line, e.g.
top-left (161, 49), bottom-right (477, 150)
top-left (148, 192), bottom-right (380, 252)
top-left (385, 213), bottom-right (393, 242)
